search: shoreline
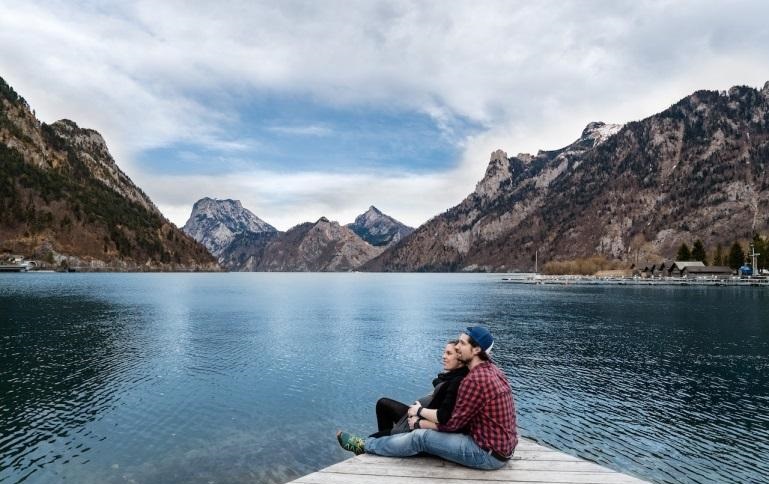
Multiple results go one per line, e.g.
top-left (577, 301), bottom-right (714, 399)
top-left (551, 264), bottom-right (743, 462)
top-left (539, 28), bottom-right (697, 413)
top-left (501, 274), bottom-right (769, 287)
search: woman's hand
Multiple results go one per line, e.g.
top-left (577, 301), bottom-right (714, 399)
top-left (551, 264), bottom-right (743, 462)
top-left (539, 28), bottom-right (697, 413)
top-left (407, 401), bottom-right (422, 417)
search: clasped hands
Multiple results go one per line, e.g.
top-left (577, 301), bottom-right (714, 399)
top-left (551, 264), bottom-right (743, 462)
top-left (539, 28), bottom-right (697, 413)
top-left (407, 401), bottom-right (422, 429)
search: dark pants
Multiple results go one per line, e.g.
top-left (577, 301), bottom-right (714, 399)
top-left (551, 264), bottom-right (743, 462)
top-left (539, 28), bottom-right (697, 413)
top-left (370, 397), bottom-right (409, 438)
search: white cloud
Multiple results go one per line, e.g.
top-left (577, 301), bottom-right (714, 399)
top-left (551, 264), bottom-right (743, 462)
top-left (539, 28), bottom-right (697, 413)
top-left (2, 0), bottom-right (769, 229)
top-left (145, 168), bottom-right (474, 231)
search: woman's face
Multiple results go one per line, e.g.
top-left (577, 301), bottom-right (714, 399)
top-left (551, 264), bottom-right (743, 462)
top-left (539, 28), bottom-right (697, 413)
top-left (442, 343), bottom-right (464, 371)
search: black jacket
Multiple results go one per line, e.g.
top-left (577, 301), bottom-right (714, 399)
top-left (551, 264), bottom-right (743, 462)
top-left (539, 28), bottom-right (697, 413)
top-left (426, 367), bottom-right (469, 424)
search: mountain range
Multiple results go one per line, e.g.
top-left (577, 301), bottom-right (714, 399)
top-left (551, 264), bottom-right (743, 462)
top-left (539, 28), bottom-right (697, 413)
top-left (367, 83), bottom-right (769, 271)
top-left (182, 201), bottom-right (412, 271)
top-left (3, 73), bottom-right (768, 272)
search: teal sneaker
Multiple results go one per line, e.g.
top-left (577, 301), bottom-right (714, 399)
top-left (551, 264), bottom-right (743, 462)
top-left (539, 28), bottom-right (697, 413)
top-left (336, 431), bottom-right (365, 455)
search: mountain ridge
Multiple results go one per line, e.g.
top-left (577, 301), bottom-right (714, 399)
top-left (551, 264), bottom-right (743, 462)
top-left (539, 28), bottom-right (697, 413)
top-left (220, 216), bottom-right (383, 271)
top-left (0, 75), bottom-right (218, 271)
top-left (365, 82), bottom-right (769, 272)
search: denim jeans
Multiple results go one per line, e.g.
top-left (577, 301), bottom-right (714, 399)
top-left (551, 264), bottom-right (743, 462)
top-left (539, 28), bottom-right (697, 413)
top-left (364, 429), bottom-right (507, 470)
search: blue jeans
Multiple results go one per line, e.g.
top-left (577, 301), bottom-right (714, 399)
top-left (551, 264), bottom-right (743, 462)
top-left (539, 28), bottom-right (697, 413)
top-left (364, 429), bottom-right (506, 470)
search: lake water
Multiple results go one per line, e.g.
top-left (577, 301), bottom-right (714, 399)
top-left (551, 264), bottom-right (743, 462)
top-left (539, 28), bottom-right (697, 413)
top-left (1, 273), bottom-right (768, 484)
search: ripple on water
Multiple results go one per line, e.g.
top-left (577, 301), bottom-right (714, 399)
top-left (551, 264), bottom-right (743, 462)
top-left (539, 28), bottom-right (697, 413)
top-left (2, 275), bottom-right (769, 483)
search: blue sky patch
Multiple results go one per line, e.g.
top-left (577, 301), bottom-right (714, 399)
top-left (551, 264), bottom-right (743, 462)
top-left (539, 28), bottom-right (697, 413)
top-left (137, 93), bottom-right (483, 176)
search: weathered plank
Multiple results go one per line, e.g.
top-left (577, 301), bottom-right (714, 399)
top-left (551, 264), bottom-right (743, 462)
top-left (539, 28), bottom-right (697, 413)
top-left (294, 473), bottom-right (645, 484)
top-left (311, 465), bottom-right (642, 482)
top-left (289, 437), bottom-right (648, 484)
top-left (327, 457), bottom-right (615, 473)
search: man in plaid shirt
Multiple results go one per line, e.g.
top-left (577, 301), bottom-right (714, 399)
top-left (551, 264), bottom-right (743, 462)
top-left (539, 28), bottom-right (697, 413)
top-left (337, 325), bottom-right (517, 470)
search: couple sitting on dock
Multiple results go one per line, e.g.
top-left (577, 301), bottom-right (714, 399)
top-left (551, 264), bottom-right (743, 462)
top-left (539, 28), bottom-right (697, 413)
top-left (337, 325), bottom-right (518, 470)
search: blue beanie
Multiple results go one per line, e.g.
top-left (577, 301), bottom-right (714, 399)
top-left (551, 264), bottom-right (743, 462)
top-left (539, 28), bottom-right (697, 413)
top-left (465, 325), bottom-right (494, 354)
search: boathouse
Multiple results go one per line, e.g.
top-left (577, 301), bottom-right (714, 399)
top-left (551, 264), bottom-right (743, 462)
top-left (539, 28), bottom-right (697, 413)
top-left (681, 265), bottom-right (733, 279)
top-left (631, 261), bottom-right (660, 278)
top-left (669, 261), bottom-right (705, 277)
top-left (653, 261), bottom-right (673, 277)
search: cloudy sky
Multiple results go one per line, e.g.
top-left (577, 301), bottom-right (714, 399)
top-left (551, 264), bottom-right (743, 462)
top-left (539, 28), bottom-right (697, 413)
top-left (1, 1), bottom-right (768, 230)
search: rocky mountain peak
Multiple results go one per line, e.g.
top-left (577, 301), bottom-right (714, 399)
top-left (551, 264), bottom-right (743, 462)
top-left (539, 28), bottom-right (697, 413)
top-left (183, 198), bottom-right (276, 259)
top-left (356, 206), bottom-right (385, 225)
top-left (516, 153), bottom-right (534, 163)
top-left (760, 81), bottom-right (769, 99)
top-left (580, 121), bottom-right (623, 147)
top-left (346, 206), bottom-right (414, 247)
top-left (474, 150), bottom-right (511, 200)
top-left (316, 216), bottom-right (331, 224)
top-left (489, 149), bottom-right (508, 166)
top-left (51, 119), bottom-right (111, 159)
top-left (42, 117), bottom-right (161, 216)
top-left (364, 205), bottom-right (382, 216)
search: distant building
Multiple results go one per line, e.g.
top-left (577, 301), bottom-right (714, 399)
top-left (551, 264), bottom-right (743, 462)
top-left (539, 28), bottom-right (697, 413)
top-left (681, 265), bottom-right (733, 279)
top-left (669, 261), bottom-right (705, 277)
top-left (632, 261), bottom-right (660, 278)
top-left (653, 260), bottom-right (674, 277)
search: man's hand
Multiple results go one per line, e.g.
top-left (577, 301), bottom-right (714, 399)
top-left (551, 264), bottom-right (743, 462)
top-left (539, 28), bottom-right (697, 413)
top-left (407, 416), bottom-right (420, 429)
top-left (407, 401), bottom-right (422, 417)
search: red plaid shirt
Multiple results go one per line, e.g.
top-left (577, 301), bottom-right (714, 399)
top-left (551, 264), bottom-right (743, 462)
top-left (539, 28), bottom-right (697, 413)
top-left (437, 361), bottom-right (517, 457)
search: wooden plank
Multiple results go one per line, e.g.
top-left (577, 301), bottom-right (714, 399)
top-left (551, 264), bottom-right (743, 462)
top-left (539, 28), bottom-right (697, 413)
top-left (321, 458), bottom-right (621, 474)
top-left (289, 436), bottom-right (649, 483)
top-left (324, 450), bottom-right (615, 471)
top-left (295, 476), bottom-right (547, 484)
top-left (294, 472), bottom-right (645, 484)
top-left (313, 464), bottom-right (645, 483)
top-left (511, 450), bottom-right (586, 462)
top-left (349, 451), bottom-right (585, 466)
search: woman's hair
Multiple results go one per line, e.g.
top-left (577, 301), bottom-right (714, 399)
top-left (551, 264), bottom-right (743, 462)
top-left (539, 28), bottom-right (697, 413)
top-left (467, 335), bottom-right (490, 361)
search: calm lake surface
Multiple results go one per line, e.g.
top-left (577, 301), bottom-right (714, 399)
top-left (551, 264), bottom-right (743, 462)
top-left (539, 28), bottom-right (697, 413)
top-left (1, 273), bottom-right (768, 483)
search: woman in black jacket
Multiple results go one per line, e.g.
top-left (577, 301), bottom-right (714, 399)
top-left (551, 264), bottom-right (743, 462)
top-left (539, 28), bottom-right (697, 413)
top-left (370, 340), bottom-right (468, 437)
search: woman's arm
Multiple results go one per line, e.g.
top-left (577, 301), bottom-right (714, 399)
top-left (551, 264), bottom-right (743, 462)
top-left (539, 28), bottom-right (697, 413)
top-left (408, 415), bottom-right (438, 430)
top-left (408, 404), bottom-right (439, 423)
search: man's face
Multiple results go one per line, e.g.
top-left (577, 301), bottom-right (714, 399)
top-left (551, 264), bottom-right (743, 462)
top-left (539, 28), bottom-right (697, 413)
top-left (455, 333), bottom-right (476, 363)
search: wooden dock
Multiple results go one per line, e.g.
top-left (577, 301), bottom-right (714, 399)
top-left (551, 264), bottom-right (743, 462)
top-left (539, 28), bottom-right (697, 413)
top-left (289, 437), bottom-right (648, 483)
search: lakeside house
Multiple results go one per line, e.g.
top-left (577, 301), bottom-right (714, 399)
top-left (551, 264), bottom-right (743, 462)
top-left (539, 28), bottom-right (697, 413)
top-left (654, 261), bottom-right (674, 277)
top-left (633, 260), bottom-right (733, 278)
top-left (681, 265), bottom-right (734, 279)
top-left (668, 261), bottom-right (705, 277)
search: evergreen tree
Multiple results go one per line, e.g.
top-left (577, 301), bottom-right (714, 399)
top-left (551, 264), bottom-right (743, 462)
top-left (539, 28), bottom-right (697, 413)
top-left (728, 241), bottom-right (745, 270)
top-left (691, 239), bottom-right (707, 265)
top-left (712, 243), bottom-right (724, 266)
top-left (676, 242), bottom-right (691, 261)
